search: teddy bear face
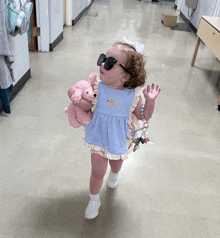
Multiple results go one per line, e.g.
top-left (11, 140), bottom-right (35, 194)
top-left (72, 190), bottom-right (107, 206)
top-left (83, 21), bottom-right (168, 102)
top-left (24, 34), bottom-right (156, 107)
top-left (82, 86), bottom-right (97, 102)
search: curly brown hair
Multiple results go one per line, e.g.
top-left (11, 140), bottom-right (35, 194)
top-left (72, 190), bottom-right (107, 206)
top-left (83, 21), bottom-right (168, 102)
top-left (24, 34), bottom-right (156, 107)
top-left (113, 42), bottom-right (148, 89)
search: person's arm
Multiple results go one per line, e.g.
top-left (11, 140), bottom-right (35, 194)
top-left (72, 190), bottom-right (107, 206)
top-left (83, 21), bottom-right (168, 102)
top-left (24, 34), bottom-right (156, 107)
top-left (143, 84), bottom-right (161, 121)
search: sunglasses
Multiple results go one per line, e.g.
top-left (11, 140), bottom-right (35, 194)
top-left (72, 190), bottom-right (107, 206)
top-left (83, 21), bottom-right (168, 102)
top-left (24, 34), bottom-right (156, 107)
top-left (97, 54), bottom-right (134, 77)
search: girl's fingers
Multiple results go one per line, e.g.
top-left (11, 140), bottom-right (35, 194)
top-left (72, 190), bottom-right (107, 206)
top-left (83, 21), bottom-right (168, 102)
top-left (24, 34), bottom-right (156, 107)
top-left (145, 84), bottom-right (161, 94)
top-left (155, 85), bottom-right (161, 93)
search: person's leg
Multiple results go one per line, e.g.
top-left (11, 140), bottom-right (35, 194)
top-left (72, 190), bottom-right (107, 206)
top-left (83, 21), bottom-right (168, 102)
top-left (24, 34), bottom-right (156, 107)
top-left (86, 153), bottom-right (108, 219)
top-left (109, 159), bottom-right (123, 173)
top-left (90, 153), bottom-right (108, 195)
top-left (108, 159), bottom-right (124, 188)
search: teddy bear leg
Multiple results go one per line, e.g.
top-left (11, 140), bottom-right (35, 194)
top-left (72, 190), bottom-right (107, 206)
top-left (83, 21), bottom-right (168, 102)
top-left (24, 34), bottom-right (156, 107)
top-left (70, 119), bottom-right (83, 128)
top-left (76, 110), bottom-right (93, 125)
top-left (67, 105), bottom-right (83, 128)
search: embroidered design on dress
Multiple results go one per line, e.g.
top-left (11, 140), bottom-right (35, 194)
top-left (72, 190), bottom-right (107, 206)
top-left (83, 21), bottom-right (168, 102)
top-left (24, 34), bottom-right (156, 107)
top-left (105, 98), bottom-right (123, 110)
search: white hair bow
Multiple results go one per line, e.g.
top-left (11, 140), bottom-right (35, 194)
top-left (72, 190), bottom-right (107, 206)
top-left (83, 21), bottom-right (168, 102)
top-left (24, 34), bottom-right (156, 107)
top-left (123, 37), bottom-right (144, 53)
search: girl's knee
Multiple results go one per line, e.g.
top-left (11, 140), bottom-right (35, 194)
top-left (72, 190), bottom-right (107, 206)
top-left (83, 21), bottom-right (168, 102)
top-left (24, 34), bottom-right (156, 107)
top-left (109, 159), bottom-right (123, 167)
top-left (91, 153), bottom-right (108, 178)
top-left (109, 159), bottom-right (123, 173)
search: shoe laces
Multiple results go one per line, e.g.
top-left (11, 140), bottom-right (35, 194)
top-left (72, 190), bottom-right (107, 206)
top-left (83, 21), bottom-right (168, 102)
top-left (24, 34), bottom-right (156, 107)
top-left (89, 199), bottom-right (100, 209)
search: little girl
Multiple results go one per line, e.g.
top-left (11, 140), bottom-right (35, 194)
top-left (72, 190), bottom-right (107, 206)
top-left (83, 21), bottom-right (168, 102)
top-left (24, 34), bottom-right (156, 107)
top-left (83, 42), bottom-right (161, 219)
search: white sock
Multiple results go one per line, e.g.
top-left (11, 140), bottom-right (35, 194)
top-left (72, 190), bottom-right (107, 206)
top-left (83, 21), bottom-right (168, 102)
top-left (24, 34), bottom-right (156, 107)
top-left (90, 193), bottom-right (100, 201)
top-left (111, 170), bottom-right (118, 179)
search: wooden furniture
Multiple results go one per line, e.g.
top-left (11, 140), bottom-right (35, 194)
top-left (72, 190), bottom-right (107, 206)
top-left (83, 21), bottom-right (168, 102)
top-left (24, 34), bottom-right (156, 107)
top-left (63, 0), bottom-right (66, 26)
top-left (191, 16), bottom-right (220, 107)
top-left (28, 0), bottom-right (37, 51)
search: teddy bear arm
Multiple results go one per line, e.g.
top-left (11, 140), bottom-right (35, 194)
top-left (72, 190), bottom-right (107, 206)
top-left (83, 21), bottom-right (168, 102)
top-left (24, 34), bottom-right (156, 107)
top-left (66, 104), bottom-right (82, 128)
top-left (79, 99), bottom-right (93, 111)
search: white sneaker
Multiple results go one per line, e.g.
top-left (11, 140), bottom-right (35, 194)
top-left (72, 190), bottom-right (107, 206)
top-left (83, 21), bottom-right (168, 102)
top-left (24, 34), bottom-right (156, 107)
top-left (107, 170), bottom-right (119, 188)
top-left (85, 199), bottom-right (101, 219)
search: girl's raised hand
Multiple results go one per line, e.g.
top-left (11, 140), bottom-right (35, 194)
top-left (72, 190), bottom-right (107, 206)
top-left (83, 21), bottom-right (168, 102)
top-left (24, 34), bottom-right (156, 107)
top-left (143, 83), bottom-right (161, 101)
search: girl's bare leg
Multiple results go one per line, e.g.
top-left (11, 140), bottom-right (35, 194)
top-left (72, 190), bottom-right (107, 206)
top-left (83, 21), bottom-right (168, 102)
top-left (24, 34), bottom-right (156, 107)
top-left (90, 153), bottom-right (108, 195)
top-left (109, 159), bottom-right (123, 173)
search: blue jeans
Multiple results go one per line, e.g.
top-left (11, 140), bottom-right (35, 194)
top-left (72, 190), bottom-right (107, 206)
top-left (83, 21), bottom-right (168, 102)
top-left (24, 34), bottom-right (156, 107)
top-left (0, 84), bottom-right (13, 114)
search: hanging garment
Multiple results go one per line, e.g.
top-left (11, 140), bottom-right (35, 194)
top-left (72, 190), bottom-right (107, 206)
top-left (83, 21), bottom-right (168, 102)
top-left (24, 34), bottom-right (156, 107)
top-left (0, 0), bottom-right (15, 113)
top-left (0, 0), bottom-right (14, 58)
top-left (0, 55), bottom-right (14, 89)
top-left (0, 0), bottom-right (15, 88)
top-left (5, 0), bottom-right (33, 36)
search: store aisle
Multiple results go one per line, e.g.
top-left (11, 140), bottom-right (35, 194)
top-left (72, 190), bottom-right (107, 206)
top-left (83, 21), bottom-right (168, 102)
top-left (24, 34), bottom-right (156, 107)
top-left (1, 0), bottom-right (220, 237)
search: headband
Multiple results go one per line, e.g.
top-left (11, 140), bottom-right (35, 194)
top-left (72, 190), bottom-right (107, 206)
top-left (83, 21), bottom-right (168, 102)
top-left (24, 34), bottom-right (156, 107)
top-left (123, 37), bottom-right (144, 54)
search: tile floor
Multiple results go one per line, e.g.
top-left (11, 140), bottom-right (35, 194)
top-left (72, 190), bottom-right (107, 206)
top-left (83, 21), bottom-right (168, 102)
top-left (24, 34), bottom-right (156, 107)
top-left (1, 0), bottom-right (220, 237)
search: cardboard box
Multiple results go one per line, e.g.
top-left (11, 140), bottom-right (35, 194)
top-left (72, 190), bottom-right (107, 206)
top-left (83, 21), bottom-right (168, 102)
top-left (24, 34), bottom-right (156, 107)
top-left (161, 13), bottom-right (178, 27)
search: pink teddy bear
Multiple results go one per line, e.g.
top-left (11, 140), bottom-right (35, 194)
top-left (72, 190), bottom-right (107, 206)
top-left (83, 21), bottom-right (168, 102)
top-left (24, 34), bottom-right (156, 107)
top-left (65, 72), bottom-right (98, 128)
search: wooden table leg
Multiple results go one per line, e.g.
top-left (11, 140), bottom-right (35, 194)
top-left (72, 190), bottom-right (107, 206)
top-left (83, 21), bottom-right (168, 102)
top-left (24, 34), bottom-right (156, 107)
top-left (191, 37), bottom-right (201, 66)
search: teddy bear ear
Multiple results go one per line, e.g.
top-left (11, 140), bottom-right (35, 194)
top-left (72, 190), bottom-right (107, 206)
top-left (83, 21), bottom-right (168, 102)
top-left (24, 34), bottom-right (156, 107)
top-left (89, 72), bottom-right (97, 78)
top-left (88, 72), bottom-right (97, 84)
top-left (71, 89), bottom-right (82, 103)
top-left (68, 87), bottom-right (76, 100)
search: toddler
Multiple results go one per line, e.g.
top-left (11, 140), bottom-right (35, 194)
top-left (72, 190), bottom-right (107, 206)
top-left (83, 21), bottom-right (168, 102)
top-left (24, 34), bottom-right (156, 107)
top-left (83, 42), bottom-right (161, 219)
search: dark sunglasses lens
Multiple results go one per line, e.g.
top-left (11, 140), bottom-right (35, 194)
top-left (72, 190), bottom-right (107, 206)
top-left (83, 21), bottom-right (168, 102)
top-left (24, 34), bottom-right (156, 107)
top-left (104, 57), bottom-right (116, 70)
top-left (97, 54), bottom-right (106, 66)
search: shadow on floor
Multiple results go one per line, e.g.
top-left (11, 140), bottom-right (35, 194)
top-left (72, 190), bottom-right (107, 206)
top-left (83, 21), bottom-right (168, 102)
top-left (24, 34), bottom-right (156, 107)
top-left (12, 188), bottom-right (131, 237)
